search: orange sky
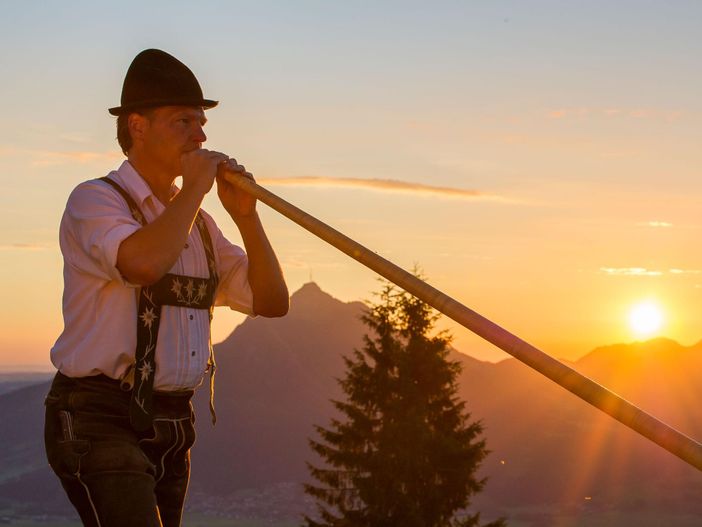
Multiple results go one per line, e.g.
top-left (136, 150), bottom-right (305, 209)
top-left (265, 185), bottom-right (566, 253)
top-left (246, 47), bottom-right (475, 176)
top-left (2, 2), bottom-right (702, 369)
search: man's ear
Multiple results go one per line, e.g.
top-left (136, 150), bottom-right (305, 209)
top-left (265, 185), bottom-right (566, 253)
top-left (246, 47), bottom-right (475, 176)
top-left (128, 113), bottom-right (149, 144)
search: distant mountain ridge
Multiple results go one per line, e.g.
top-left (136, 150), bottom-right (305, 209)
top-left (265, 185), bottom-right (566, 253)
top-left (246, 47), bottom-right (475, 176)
top-left (1, 282), bottom-right (701, 523)
top-left (0, 372), bottom-right (52, 396)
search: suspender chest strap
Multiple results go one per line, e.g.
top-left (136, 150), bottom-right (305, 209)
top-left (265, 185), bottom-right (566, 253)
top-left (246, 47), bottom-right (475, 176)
top-left (99, 177), bottom-right (220, 430)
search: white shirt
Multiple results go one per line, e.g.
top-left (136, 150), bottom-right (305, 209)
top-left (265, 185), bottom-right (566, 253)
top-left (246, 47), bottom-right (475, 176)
top-left (51, 160), bottom-right (254, 390)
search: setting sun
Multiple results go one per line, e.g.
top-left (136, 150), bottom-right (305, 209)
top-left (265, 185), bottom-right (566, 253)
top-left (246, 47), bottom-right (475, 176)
top-left (628, 301), bottom-right (664, 338)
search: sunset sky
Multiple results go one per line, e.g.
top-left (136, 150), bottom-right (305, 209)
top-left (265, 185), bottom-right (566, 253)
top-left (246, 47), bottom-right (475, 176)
top-left (1, 1), bottom-right (701, 369)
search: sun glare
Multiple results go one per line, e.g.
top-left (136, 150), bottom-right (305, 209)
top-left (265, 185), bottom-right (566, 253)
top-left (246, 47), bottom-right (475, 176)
top-left (628, 301), bottom-right (664, 338)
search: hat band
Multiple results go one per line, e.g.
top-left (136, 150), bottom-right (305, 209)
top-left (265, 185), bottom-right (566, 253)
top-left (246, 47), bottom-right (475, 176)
top-left (109, 97), bottom-right (218, 116)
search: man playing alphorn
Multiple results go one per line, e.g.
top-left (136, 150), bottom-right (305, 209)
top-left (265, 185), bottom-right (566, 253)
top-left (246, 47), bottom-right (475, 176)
top-left (45, 48), bottom-right (288, 527)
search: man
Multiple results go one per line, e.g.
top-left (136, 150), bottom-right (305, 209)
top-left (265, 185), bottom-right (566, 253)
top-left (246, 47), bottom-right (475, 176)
top-left (44, 49), bottom-right (289, 527)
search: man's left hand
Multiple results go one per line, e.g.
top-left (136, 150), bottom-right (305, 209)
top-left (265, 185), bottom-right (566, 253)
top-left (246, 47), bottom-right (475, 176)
top-left (216, 159), bottom-right (257, 219)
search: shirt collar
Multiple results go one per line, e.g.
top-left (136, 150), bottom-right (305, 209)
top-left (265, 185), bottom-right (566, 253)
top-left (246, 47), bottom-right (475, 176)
top-left (114, 160), bottom-right (156, 208)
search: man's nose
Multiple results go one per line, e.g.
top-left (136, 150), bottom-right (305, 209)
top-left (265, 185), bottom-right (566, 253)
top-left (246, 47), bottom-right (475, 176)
top-left (193, 125), bottom-right (207, 144)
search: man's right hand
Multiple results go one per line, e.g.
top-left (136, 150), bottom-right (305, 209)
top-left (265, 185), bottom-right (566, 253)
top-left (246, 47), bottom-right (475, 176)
top-left (180, 149), bottom-right (229, 197)
top-left (117, 149), bottom-right (230, 285)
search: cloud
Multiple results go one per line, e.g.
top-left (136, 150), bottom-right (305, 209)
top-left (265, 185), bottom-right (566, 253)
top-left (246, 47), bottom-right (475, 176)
top-left (256, 176), bottom-right (511, 202)
top-left (638, 221), bottom-right (673, 228)
top-left (58, 133), bottom-right (92, 144)
top-left (669, 269), bottom-right (702, 275)
top-left (30, 150), bottom-right (122, 167)
top-left (0, 243), bottom-right (50, 251)
top-left (0, 146), bottom-right (20, 157)
top-left (281, 257), bottom-right (344, 270)
top-left (600, 267), bottom-right (702, 277)
top-left (600, 267), bottom-right (663, 277)
top-left (548, 108), bottom-right (590, 119)
top-left (0, 146), bottom-right (121, 166)
top-left (548, 107), bottom-right (682, 122)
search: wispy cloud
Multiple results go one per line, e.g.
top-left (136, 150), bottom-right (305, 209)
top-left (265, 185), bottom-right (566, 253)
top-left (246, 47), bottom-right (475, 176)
top-left (57, 133), bottom-right (92, 144)
top-left (600, 267), bottom-right (702, 277)
top-left (638, 221), bottom-right (673, 228)
top-left (0, 243), bottom-right (50, 251)
top-left (281, 257), bottom-right (344, 270)
top-left (548, 107), bottom-right (682, 122)
top-left (256, 176), bottom-right (512, 202)
top-left (669, 269), bottom-right (702, 275)
top-left (30, 150), bottom-right (122, 167)
top-left (0, 146), bottom-right (121, 166)
top-left (600, 267), bottom-right (663, 277)
top-left (0, 146), bottom-right (19, 157)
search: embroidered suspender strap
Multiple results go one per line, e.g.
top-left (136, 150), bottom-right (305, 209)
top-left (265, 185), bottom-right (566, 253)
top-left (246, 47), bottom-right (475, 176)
top-left (99, 177), bottom-right (220, 430)
top-left (195, 214), bottom-right (221, 425)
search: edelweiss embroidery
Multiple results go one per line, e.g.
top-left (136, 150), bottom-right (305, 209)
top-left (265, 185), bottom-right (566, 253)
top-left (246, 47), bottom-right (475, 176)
top-left (140, 307), bottom-right (157, 328)
top-left (138, 361), bottom-right (153, 382)
top-left (170, 277), bottom-right (208, 306)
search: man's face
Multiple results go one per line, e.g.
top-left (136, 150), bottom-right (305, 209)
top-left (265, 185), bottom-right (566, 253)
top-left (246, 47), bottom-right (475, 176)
top-left (138, 106), bottom-right (208, 174)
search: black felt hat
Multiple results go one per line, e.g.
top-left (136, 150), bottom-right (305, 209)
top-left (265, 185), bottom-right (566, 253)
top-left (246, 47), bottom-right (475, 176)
top-left (108, 49), bottom-right (218, 116)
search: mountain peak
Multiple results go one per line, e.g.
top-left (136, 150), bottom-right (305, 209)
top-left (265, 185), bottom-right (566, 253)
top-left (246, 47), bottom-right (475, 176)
top-left (288, 281), bottom-right (355, 316)
top-left (290, 282), bottom-right (326, 305)
top-left (293, 281), bottom-right (323, 296)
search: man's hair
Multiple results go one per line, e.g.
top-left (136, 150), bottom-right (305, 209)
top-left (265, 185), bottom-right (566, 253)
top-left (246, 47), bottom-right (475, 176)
top-left (116, 109), bottom-right (154, 155)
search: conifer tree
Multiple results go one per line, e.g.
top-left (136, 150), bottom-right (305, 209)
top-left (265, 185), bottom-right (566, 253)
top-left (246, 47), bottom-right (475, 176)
top-left (304, 278), bottom-right (505, 527)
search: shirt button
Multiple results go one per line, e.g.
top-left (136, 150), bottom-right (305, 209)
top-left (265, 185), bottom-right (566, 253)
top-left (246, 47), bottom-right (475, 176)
top-left (184, 243), bottom-right (190, 249)
top-left (191, 351), bottom-right (196, 356)
top-left (189, 315), bottom-right (194, 320)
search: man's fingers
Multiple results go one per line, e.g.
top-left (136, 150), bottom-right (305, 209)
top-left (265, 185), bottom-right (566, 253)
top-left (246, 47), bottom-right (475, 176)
top-left (225, 159), bottom-right (250, 175)
top-left (205, 154), bottom-right (255, 183)
top-left (182, 149), bottom-right (229, 166)
top-left (212, 152), bottom-right (229, 164)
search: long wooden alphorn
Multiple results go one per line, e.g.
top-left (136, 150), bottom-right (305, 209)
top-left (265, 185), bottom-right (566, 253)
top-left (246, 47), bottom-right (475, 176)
top-left (223, 172), bottom-right (702, 472)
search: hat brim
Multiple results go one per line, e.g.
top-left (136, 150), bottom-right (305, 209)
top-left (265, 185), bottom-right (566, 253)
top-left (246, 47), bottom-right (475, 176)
top-left (108, 98), bottom-right (218, 116)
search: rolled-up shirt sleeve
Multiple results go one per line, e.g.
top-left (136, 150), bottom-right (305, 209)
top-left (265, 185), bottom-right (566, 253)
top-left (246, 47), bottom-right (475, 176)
top-left (61, 180), bottom-right (141, 286)
top-left (200, 211), bottom-right (255, 316)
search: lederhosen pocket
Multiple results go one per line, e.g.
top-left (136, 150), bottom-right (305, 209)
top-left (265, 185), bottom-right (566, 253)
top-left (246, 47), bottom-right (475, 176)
top-left (44, 390), bottom-right (91, 480)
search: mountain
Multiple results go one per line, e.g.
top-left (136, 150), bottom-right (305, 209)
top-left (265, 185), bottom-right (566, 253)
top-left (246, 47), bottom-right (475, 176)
top-left (190, 282), bottom-right (365, 494)
top-left (0, 372), bottom-right (52, 396)
top-left (0, 380), bottom-right (69, 515)
top-left (1, 282), bottom-right (701, 524)
top-left (456, 338), bottom-right (702, 513)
